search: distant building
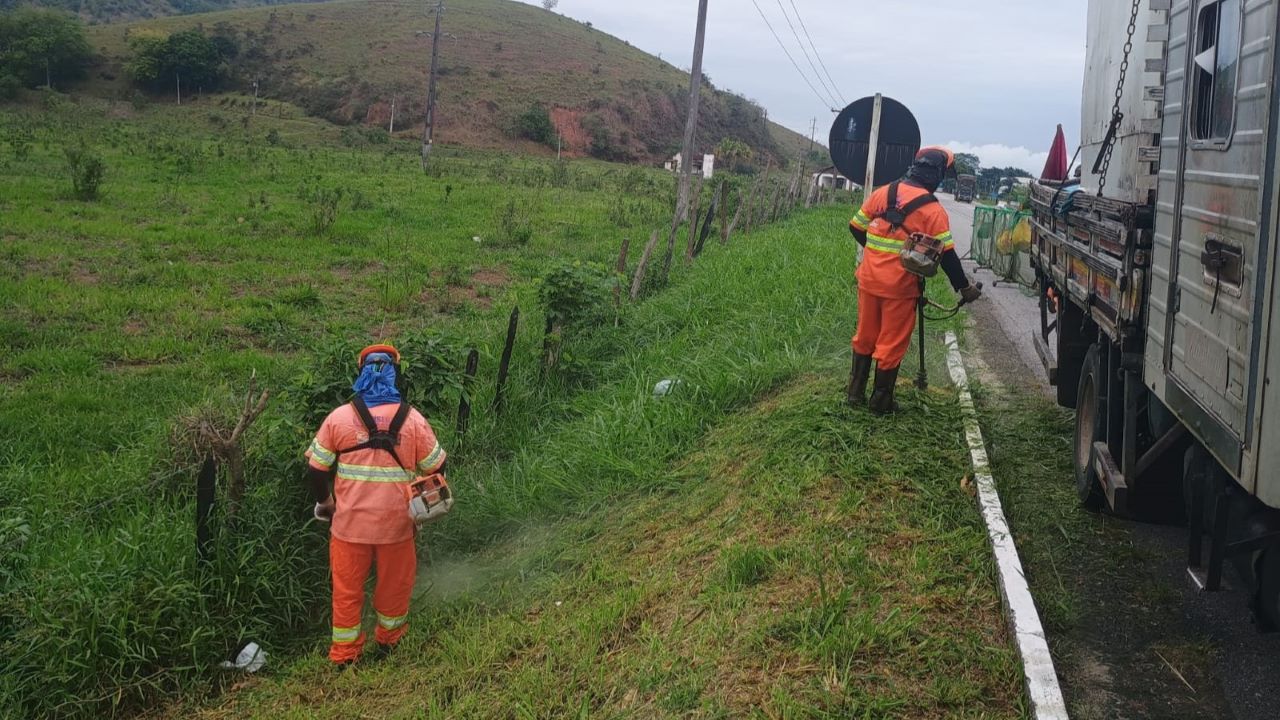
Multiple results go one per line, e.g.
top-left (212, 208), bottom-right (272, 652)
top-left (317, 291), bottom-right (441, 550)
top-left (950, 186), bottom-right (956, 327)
top-left (812, 165), bottom-right (858, 191)
top-left (665, 153), bottom-right (716, 179)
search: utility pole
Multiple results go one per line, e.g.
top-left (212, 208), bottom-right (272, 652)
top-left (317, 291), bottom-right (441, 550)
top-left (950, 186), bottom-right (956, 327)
top-left (421, 0), bottom-right (445, 170)
top-left (389, 96), bottom-right (396, 134)
top-left (675, 0), bottom-right (709, 222)
top-left (251, 80), bottom-right (259, 116)
top-left (176, 72), bottom-right (182, 106)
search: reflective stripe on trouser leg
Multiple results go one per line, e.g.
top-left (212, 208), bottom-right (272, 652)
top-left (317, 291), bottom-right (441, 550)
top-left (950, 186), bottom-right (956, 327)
top-left (330, 536), bottom-right (374, 663)
top-left (373, 537), bottom-right (418, 646)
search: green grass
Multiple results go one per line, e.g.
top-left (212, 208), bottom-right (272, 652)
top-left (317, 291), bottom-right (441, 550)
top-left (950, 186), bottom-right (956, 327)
top-left (164, 371), bottom-right (1024, 719)
top-left (0, 96), bottom-right (845, 717)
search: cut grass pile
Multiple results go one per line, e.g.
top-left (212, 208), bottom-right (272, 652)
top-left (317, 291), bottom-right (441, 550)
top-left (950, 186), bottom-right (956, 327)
top-left (169, 372), bottom-right (1024, 719)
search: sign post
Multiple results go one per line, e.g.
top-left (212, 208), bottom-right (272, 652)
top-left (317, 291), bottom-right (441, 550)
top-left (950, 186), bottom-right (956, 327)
top-left (863, 93), bottom-right (883, 200)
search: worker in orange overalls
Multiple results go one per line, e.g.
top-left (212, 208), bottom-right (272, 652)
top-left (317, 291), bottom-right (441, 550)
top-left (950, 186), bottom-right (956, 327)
top-left (847, 146), bottom-right (982, 413)
top-left (305, 344), bottom-right (447, 666)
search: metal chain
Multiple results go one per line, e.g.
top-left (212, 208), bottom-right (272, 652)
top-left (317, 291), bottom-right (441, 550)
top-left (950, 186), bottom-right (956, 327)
top-left (1098, 0), bottom-right (1143, 196)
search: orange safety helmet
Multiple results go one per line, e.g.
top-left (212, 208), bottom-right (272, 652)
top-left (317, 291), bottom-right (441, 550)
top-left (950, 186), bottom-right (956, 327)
top-left (915, 145), bottom-right (955, 169)
top-left (358, 344), bottom-right (401, 367)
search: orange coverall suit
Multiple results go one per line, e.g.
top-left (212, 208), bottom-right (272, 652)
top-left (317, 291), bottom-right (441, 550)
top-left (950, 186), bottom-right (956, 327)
top-left (849, 184), bottom-right (954, 370)
top-left (307, 402), bottom-right (446, 663)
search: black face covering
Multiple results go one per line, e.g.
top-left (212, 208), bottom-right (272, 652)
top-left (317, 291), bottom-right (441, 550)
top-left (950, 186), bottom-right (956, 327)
top-left (905, 149), bottom-right (951, 192)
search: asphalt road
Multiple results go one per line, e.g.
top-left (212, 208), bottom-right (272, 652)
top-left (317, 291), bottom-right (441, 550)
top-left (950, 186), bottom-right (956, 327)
top-left (939, 193), bottom-right (1280, 720)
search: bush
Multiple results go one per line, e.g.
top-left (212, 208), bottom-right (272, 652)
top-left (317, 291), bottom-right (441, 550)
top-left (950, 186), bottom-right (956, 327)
top-left (0, 73), bottom-right (20, 101)
top-left (303, 186), bottom-right (343, 235)
top-left (514, 104), bottom-right (555, 146)
top-left (64, 143), bottom-right (106, 200)
top-left (492, 197), bottom-right (534, 246)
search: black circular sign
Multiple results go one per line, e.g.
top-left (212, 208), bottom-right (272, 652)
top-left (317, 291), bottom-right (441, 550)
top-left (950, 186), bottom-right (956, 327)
top-left (829, 96), bottom-right (921, 187)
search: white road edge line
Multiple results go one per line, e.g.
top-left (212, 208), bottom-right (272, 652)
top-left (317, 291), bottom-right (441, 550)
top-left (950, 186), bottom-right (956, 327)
top-left (945, 331), bottom-right (1070, 720)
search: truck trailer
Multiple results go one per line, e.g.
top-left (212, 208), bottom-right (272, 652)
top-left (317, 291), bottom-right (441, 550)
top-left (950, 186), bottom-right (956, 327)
top-left (1029, 0), bottom-right (1280, 628)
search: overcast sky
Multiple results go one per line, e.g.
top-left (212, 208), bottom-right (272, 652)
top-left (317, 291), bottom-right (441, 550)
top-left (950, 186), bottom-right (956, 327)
top-left (517, 0), bottom-right (1088, 173)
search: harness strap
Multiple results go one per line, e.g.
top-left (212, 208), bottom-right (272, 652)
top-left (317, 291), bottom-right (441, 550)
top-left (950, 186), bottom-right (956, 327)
top-left (881, 181), bottom-right (939, 232)
top-left (340, 397), bottom-right (411, 472)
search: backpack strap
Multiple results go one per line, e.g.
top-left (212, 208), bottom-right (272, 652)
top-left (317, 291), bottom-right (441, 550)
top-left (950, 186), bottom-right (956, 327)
top-left (339, 397), bottom-right (410, 472)
top-left (881, 181), bottom-right (939, 232)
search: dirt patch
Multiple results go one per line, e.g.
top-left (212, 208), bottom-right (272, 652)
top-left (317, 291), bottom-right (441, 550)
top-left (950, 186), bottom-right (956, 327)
top-left (550, 108), bottom-right (589, 158)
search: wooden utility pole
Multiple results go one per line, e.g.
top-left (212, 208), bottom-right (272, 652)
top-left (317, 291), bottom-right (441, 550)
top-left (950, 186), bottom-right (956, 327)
top-left (862, 93), bottom-right (883, 199)
top-left (675, 0), bottom-right (710, 222)
top-left (389, 96), bottom-right (396, 134)
top-left (421, 0), bottom-right (445, 170)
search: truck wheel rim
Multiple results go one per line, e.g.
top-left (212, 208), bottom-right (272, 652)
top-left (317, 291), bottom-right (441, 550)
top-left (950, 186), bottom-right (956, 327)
top-left (1077, 375), bottom-right (1096, 473)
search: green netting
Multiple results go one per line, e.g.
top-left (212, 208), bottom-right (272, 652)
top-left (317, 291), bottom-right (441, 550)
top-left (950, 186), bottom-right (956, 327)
top-left (971, 205), bottom-right (1035, 287)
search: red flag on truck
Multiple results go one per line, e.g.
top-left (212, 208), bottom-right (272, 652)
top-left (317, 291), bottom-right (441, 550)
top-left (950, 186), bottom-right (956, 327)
top-left (1040, 124), bottom-right (1070, 181)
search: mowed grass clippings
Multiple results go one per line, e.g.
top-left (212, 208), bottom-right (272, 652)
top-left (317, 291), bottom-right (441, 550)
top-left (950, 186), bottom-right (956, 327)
top-left (182, 375), bottom-right (1024, 720)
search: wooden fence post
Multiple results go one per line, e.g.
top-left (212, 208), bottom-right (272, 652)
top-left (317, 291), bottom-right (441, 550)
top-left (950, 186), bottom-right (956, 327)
top-left (456, 348), bottom-right (480, 437)
top-left (684, 176), bottom-right (704, 264)
top-left (196, 455), bottom-right (216, 566)
top-left (631, 230), bottom-right (661, 301)
top-left (718, 179), bottom-right (729, 244)
top-left (493, 306), bottom-right (519, 413)
top-left (693, 194), bottom-right (717, 258)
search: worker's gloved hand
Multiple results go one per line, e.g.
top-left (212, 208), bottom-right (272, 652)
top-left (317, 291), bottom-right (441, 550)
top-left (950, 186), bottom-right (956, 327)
top-left (314, 496), bottom-right (336, 523)
top-left (960, 284), bottom-right (983, 305)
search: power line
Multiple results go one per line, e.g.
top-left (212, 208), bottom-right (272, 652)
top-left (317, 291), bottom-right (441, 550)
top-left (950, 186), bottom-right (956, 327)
top-left (774, 0), bottom-right (841, 110)
top-left (788, 0), bottom-right (847, 107)
top-left (749, 0), bottom-right (833, 112)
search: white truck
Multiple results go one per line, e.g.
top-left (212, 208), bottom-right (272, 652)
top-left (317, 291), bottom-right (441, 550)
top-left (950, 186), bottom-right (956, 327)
top-left (1029, 0), bottom-right (1280, 627)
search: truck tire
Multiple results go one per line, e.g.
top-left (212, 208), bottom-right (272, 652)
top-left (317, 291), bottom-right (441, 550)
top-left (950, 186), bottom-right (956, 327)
top-left (1255, 547), bottom-right (1280, 631)
top-left (1074, 344), bottom-right (1106, 508)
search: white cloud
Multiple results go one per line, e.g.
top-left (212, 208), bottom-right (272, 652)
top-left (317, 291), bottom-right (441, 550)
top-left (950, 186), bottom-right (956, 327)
top-left (945, 141), bottom-right (1050, 175)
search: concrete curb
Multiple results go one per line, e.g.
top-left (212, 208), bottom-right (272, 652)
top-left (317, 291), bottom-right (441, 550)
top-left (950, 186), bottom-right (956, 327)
top-left (945, 331), bottom-right (1070, 720)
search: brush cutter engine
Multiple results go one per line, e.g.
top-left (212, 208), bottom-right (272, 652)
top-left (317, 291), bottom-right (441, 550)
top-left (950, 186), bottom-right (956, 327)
top-left (408, 473), bottom-right (453, 525)
top-left (900, 232), bottom-right (945, 278)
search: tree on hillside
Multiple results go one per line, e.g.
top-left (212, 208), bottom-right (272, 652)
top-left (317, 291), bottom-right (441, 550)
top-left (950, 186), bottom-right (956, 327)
top-left (0, 8), bottom-right (92, 91)
top-left (541, 0), bottom-right (559, 10)
top-left (715, 137), bottom-right (753, 173)
top-left (515, 103), bottom-right (555, 147)
top-left (127, 28), bottom-right (233, 98)
top-left (954, 152), bottom-right (979, 176)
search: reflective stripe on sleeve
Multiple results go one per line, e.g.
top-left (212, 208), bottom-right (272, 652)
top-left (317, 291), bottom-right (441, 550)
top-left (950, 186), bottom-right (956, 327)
top-left (308, 440), bottom-right (337, 469)
top-left (332, 626), bottom-right (361, 644)
top-left (851, 212), bottom-right (872, 230)
top-left (417, 445), bottom-right (446, 474)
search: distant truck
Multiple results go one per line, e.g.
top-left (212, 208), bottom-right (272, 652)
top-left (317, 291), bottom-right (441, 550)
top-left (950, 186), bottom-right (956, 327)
top-left (1028, 0), bottom-right (1280, 629)
top-left (954, 174), bottom-right (977, 202)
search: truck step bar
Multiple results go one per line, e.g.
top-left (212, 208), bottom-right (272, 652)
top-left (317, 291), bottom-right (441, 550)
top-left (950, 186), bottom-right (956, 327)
top-left (1033, 330), bottom-right (1058, 386)
top-left (1092, 441), bottom-right (1129, 515)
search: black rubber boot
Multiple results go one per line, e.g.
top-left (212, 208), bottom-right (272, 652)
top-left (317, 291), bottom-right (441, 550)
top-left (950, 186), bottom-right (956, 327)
top-left (846, 353), bottom-right (873, 407)
top-left (868, 366), bottom-right (901, 415)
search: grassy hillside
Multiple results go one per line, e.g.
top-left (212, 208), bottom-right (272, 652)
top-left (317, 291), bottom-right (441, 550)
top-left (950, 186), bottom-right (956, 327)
top-left (78, 0), bottom-right (814, 165)
top-left (0, 0), bottom-right (321, 24)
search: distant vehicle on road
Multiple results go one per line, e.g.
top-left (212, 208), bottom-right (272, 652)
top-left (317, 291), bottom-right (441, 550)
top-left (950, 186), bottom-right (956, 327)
top-left (955, 174), bottom-right (976, 203)
top-left (1028, 0), bottom-right (1280, 630)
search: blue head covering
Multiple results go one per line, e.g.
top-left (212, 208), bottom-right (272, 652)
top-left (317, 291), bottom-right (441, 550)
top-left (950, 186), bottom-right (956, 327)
top-left (353, 352), bottom-right (402, 406)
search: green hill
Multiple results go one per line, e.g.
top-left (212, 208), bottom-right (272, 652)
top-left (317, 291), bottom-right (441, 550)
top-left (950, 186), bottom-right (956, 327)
top-left (0, 0), bottom-right (320, 24)
top-left (78, 0), bottom-right (814, 165)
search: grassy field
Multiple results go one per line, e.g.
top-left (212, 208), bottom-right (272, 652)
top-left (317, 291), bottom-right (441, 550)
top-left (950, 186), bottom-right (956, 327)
top-left (75, 0), bottom-right (814, 164)
top-left (164, 371), bottom-right (1025, 719)
top-left (0, 91), bottom-right (880, 717)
